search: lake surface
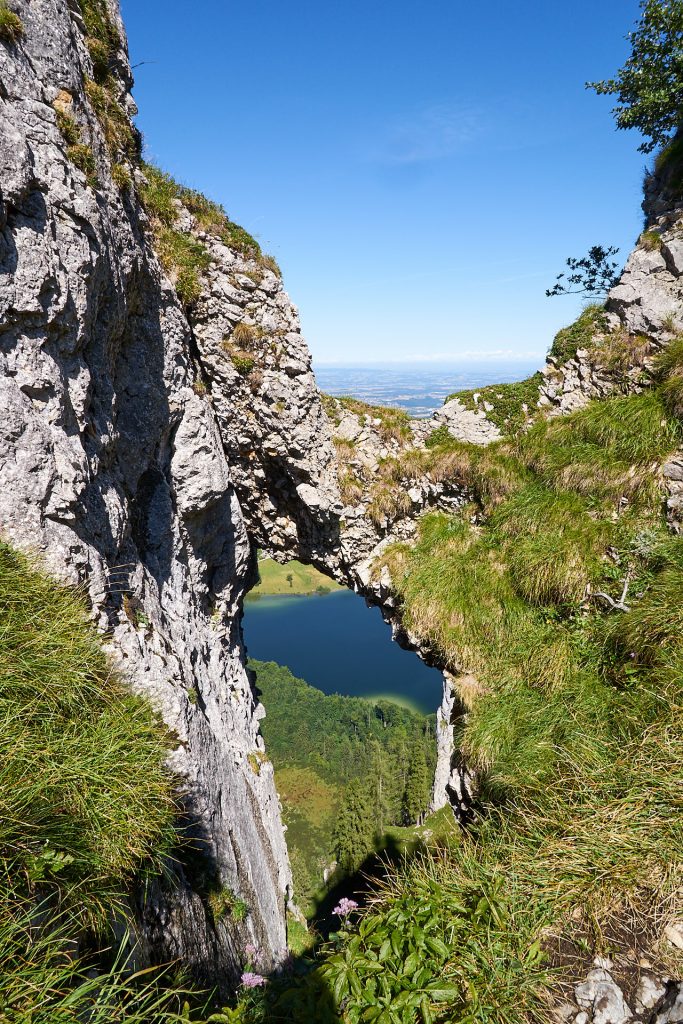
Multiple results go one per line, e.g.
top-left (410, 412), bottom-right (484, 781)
top-left (243, 589), bottom-right (443, 714)
top-left (315, 362), bottom-right (541, 418)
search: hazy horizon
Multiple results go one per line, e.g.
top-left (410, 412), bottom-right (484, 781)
top-left (122, 0), bottom-right (645, 365)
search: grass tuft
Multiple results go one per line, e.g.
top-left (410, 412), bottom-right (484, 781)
top-left (0, 0), bottom-right (23, 43)
top-left (85, 78), bottom-right (138, 160)
top-left (639, 229), bottom-right (663, 251)
top-left (67, 143), bottom-right (98, 189)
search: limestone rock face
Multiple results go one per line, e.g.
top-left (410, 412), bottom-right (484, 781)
top-left (0, 0), bottom-right (290, 990)
top-left (433, 396), bottom-right (502, 444)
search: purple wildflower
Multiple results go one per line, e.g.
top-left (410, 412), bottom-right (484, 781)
top-left (332, 897), bottom-right (358, 918)
top-left (245, 943), bottom-right (259, 958)
top-left (241, 971), bottom-right (267, 988)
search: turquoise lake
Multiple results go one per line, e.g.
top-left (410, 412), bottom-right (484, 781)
top-left (242, 589), bottom-right (443, 715)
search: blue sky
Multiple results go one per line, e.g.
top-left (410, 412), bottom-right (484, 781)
top-left (121, 0), bottom-right (647, 366)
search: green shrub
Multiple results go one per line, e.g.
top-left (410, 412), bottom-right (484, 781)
top-left (231, 353), bottom-right (256, 375)
top-left (0, 0), bottom-right (23, 43)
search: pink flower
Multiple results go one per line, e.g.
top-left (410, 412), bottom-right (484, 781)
top-left (245, 943), bottom-right (259, 958)
top-left (241, 971), bottom-right (266, 988)
top-left (332, 898), bottom-right (358, 918)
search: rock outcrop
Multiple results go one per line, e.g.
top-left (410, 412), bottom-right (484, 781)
top-left (0, 0), bottom-right (292, 990)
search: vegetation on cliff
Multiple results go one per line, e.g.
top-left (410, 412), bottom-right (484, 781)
top-left (587, 0), bottom-right (683, 153)
top-left (0, 544), bottom-right (198, 1022)
top-left (140, 163), bottom-right (280, 308)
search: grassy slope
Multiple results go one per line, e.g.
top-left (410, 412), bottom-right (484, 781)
top-left (0, 543), bottom-right (198, 1022)
top-left (249, 558), bottom-right (343, 597)
top-left (224, 332), bottom-right (683, 1024)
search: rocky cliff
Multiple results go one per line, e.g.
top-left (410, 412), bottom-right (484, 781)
top-left (1, 0), bottom-right (682, 1016)
top-left (0, 0), bottom-right (295, 987)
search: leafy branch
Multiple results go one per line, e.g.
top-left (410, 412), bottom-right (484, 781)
top-left (546, 245), bottom-right (621, 298)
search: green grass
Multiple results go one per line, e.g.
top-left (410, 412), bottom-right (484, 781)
top-left (516, 391), bottom-right (680, 505)
top-left (0, 0), bottom-right (23, 43)
top-left (140, 163), bottom-right (280, 280)
top-left (248, 558), bottom-right (342, 597)
top-left (85, 77), bottom-right (138, 160)
top-left (67, 143), bottom-right (98, 189)
top-left (548, 303), bottom-right (607, 364)
top-left (336, 382), bottom-right (683, 1019)
top-left (279, 370), bottom-right (683, 1022)
top-left (0, 543), bottom-right (202, 1020)
top-left (155, 226), bottom-right (211, 309)
top-left (639, 229), bottom-right (662, 251)
top-left (445, 372), bottom-right (544, 436)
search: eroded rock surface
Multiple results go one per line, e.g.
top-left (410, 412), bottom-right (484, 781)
top-left (0, 0), bottom-right (290, 991)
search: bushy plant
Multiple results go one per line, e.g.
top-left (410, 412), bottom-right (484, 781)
top-left (587, 0), bottom-right (683, 154)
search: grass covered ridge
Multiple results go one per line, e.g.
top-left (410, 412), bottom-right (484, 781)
top-left (445, 372), bottom-right (544, 436)
top-left (353, 384), bottom-right (683, 1019)
top-left (140, 164), bottom-right (280, 308)
top-left (0, 542), bottom-right (193, 1021)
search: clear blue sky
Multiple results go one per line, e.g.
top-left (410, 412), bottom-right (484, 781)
top-left (121, 0), bottom-right (647, 366)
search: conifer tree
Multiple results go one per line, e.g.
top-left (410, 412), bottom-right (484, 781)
top-left (333, 778), bottom-right (376, 873)
top-left (402, 739), bottom-right (431, 825)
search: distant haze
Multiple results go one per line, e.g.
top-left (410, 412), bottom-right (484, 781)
top-left (315, 362), bottom-right (542, 418)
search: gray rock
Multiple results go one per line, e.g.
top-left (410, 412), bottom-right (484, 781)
top-left (0, 0), bottom-right (290, 993)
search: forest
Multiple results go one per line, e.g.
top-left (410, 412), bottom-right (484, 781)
top-left (251, 660), bottom-right (436, 911)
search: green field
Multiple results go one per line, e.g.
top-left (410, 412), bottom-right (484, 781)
top-left (248, 557), bottom-right (343, 597)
